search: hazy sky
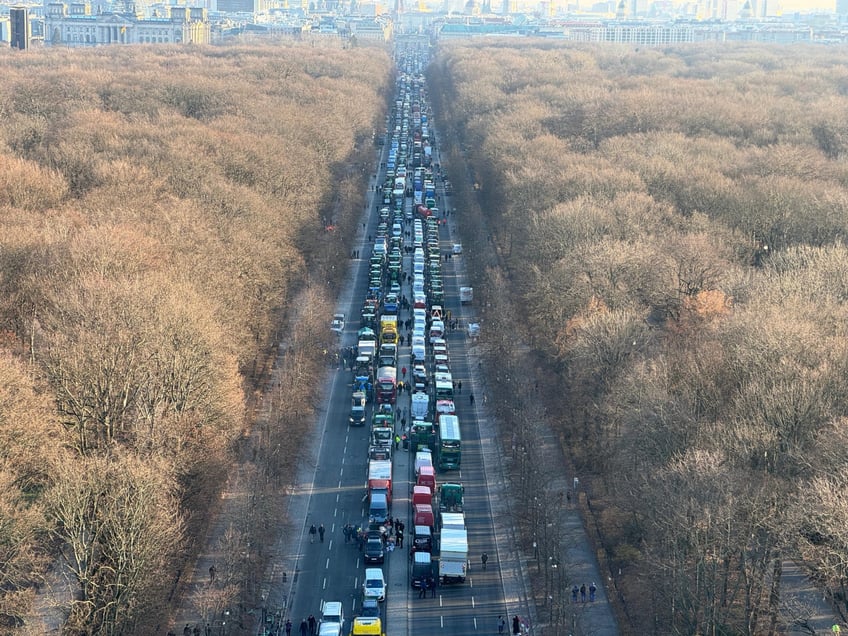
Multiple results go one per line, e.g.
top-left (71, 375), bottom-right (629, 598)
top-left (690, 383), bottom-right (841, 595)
top-left (778, 0), bottom-right (834, 10)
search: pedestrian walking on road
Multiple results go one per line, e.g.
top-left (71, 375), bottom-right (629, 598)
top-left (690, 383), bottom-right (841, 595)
top-left (318, 524), bottom-right (325, 543)
top-left (308, 614), bottom-right (316, 636)
top-left (572, 585), bottom-right (579, 603)
top-left (429, 576), bottom-right (436, 597)
top-left (498, 616), bottom-right (506, 634)
top-left (299, 619), bottom-right (308, 636)
top-left (481, 552), bottom-right (488, 570)
top-left (395, 434), bottom-right (401, 449)
top-left (402, 366), bottom-right (407, 378)
top-left (418, 581), bottom-right (427, 598)
top-left (397, 529), bottom-right (404, 547)
top-left (832, 625), bottom-right (842, 635)
top-left (512, 616), bottom-right (521, 635)
top-left (208, 565), bottom-right (216, 582)
top-left (285, 619), bottom-right (292, 635)
top-left (458, 380), bottom-right (462, 393)
top-left (309, 524), bottom-right (317, 544)
top-left (469, 393), bottom-right (475, 406)
top-left (589, 582), bottom-right (597, 602)
top-left (580, 583), bottom-right (587, 603)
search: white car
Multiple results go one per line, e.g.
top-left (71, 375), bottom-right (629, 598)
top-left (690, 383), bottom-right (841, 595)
top-left (331, 313), bottom-right (345, 333)
top-left (317, 625), bottom-right (340, 636)
top-left (363, 568), bottom-right (386, 602)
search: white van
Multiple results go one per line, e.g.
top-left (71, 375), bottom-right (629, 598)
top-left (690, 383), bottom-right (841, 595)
top-left (321, 601), bottom-right (344, 628)
top-left (412, 336), bottom-right (426, 362)
top-left (415, 450), bottom-right (433, 475)
top-left (363, 568), bottom-right (386, 602)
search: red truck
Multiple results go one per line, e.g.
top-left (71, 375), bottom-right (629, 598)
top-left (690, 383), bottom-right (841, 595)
top-left (413, 503), bottom-right (434, 528)
top-left (368, 459), bottom-right (393, 505)
top-left (376, 366), bottom-right (397, 405)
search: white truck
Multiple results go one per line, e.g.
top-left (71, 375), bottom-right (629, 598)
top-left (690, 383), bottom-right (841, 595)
top-left (438, 527), bottom-right (468, 584)
top-left (411, 391), bottom-right (430, 421)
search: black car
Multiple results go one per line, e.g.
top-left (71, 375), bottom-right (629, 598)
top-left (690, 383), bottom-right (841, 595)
top-left (364, 538), bottom-right (385, 564)
top-left (361, 599), bottom-right (380, 618)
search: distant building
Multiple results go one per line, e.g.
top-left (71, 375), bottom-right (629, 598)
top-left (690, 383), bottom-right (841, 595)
top-left (567, 22), bottom-right (695, 42)
top-left (350, 15), bottom-right (392, 37)
top-left (10, 6), bottom-right (31, 49)
top-left (216, 0), bottom-right (264, 12)
top-left (44, 2), bottom-right (210, 44)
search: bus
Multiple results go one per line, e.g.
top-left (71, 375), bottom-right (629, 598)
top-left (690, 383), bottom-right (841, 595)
top-left (437, 415), bottom-right (461, 470)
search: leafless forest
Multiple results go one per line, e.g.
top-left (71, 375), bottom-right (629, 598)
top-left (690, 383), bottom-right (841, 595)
top-left (4, 34), bottom-right (848, 636)
top-left (429, 41), bottom-right (848, 635)
top-left (0, 41), bottom-right (391, 635)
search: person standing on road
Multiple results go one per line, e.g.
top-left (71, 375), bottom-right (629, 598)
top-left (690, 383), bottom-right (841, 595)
top-left (498, 616), bottom-right (506, 634)
top-left (469, 393), bottom-right (475, 406)
top-left (395, 434), bottom-right (401, 450)
top-left (512, 616), bottom-right (521, 635)
top-left (285, 619), bottom-right (292, 635)
top-left (589, 582), bottom-right (597, 602)
top-left (572, 585), bottom-right (579, 603)
top-left (481, 552), bottom-right (488, 570)
top-left (318, 524), bottom-right (325, 543)
top-left (580, 583), bottom-right (587, 603)
top-left (309, 524), bottom-right (316, 544)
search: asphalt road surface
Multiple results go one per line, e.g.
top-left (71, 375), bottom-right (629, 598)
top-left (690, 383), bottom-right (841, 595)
top-left (284, 50), bottom-right (527, 636)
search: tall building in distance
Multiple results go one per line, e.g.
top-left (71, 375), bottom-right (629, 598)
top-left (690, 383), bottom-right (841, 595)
top-left (10, 6), bottom-right (30, 49)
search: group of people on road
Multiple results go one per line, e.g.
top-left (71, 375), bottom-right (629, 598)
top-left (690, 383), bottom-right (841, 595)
top-left (571, 582), bottom-right (597, 603)
top-left (417, 575), bottom-right (437, 598)
top-left (496, 615), bottom-right (526, 635)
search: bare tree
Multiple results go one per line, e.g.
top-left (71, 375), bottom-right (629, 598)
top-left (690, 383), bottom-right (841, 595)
top-left (45, 454), bottom-right (183, 635)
